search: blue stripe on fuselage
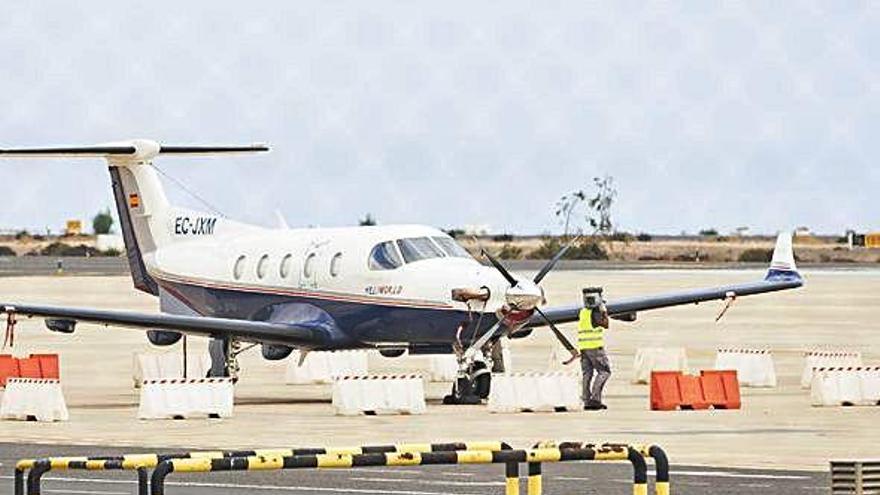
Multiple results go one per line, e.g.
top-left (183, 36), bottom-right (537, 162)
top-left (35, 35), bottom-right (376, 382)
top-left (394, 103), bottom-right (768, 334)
top-left (157, 278), bottom-right (498, 348)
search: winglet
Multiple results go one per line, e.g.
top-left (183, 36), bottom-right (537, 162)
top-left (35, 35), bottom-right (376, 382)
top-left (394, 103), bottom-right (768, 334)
top-left (764, 232), bottom-right (802, 282)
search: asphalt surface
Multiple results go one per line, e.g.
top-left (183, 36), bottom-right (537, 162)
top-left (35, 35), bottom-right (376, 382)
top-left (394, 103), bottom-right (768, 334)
top-left (0, 443), bottom-right (829, 495)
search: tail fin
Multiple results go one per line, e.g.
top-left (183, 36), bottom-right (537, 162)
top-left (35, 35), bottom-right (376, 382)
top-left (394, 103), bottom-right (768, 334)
top-left (1, 139), bottom-right (269, 294)
top-left (765, 231), bottom-right (802, 282)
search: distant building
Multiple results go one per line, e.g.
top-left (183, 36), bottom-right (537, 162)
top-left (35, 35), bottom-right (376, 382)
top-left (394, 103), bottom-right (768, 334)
top-left (733, 226), bottom-right (751, 237)
top-left (794, 226), bottom-right (812, 237)
top-left (464, 224), bottom-right (491, 236)
top-left (64, 220), bottom-right (83, 236)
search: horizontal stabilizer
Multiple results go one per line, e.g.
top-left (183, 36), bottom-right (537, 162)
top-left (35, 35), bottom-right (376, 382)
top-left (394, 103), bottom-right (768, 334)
top-left (0, 140), bottom-right (269, 160)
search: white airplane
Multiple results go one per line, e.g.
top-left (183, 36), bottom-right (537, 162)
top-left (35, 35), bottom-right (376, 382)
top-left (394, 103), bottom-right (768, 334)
top-left (0, 140), bottom-right (804, 403)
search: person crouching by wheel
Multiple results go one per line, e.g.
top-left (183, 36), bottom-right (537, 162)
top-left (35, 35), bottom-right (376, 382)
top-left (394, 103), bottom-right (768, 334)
top-left (578, 287), bottom-right (611, 410)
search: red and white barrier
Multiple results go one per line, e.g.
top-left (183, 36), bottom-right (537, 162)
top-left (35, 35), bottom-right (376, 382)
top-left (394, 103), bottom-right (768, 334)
top-left (286, 351), bottom-right (368, 385)
top-left (714, 349), bottom-right (777, 388)
top-left (811, 367), bottom-right (880, 407)
top-left (0, 378), bottom-right (68, 422)
top-left (132, 351), bottom-right (212, 387)
top-left (138, 378), bottom-right (234, 419)
top-left (332, 374), bottom-right (425, 416)
top-left (488, 372), bottom-right (581, 413)
top-left (801, 351), bottom-right (863, 389)
top-left (632, 347), bottom-right (689, 384)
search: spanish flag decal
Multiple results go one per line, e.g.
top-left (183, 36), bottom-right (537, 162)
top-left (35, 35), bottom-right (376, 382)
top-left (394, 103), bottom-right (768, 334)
top-left (128, 193), bottom-right (140, 208)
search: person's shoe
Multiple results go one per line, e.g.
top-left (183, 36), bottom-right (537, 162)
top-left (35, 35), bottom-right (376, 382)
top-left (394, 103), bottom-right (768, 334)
top-left (583, 403), bottom-right (601, 411)
top-left (597, 403), bottom-right (608, 410)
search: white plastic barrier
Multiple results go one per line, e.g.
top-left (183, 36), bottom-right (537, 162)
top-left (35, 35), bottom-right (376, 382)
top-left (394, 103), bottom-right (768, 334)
top-left (488, 372), bottom-right (581, 413)
top-left (0, 378), bottom-right (68, 422)
top-left (286, 351), bottom-right (369, 385)
top-left (714, 349), bottom-right (777, 388)
top-left (138, 378), bottom-right (234, 419)
top-left (801, 351), bottom-right (863, 389)
top-left (428, 355), bottom-right (459, 382)
top-left (332, 374), bottom-right (426, 416)
top-left (632, 347), bottom-right (689, 384)
top-left (132, 351), bottom-right (212, 387)
top-left (811, 367), bottom-right (880, 407)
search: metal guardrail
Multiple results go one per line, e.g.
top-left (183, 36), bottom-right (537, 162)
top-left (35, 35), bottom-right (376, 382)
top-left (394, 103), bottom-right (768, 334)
top-left (149, 445), bottom-right (651, 495)
top-left (831, 459), bottom-right (880, 494)
top-left (15, 441), bottom-right (666, 495)
top-left (14, 441), bottom-right (511, 495)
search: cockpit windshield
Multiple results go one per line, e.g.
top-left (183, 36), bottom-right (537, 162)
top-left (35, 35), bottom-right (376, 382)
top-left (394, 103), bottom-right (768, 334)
top-left (368, 241), bottom-right (403, 270)
top-left (432, 236), bottom-right (472, 258)
top-left (397, 237), bottom-right (445, 263)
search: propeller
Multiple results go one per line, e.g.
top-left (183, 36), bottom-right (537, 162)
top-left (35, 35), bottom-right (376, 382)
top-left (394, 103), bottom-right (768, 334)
top-left (533, 235), bottom-right (581, 284)
top-left (534, 307), bottom-right (580, 364)
top-left (474, 237), bottom-right (583, 365)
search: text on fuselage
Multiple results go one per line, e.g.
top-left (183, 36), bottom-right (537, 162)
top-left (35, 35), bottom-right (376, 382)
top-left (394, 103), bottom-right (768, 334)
top-left (174, 216), bottom-right (218, 235)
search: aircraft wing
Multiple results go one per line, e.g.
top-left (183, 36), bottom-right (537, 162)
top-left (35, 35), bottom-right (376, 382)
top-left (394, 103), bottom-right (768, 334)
top-left (528, 232), bottom-right (804, 328)
top-left (0, 303), bottom-right (329, 348)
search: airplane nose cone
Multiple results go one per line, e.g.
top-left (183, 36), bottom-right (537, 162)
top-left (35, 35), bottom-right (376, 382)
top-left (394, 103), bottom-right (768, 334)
top-left (505, 280), bottom-right (544, 310)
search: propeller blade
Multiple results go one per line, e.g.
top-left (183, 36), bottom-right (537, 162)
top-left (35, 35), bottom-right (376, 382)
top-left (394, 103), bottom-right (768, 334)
top-left (535, 307), bottom-right (580, 365)
top-left (482, 249), bottom-right (518, 287)
top-left (533, 235), bottom-right (581, 284)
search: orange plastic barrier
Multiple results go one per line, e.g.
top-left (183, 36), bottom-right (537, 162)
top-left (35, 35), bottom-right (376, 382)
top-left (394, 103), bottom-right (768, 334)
top-left (31, 354), bottom-right (60, 379)
top-left (650, 371), bottom-right (683, 411)
top-left (0, 354), bottom-right (19, 387)
top-left (678, 375), bottom-right (710, 410)
top-left (701, 370), bottom-right (741, 409)
top-left (650, 370), bottom-right (741, 410)
top-left (17, 357), bottom-right (42, 378)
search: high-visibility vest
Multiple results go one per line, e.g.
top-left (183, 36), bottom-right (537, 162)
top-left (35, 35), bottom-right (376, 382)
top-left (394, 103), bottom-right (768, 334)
top-left (577, 308), bottom-right (604, 350)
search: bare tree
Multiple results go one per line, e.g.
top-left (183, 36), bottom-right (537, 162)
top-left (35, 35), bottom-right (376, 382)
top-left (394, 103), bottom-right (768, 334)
top-left (587, 175), bottom-right (616, 238)
top-left (554, 175), bottom-right (617, 240)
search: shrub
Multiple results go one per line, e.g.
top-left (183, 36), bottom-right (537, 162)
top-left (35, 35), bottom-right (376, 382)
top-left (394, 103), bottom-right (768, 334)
top-left (496, 244), bottom-right (523, 260)
top-left (699, 228), bottom-right (719, 236)
top-left (569, 239), bottom-right (608, 260)
top-left (0, 246), bottom-right (15, 256)
top-left (636, 233), bottom-right (652, 242)
top-left (529, 237), bottom-right (609, 260)
top-left (609, 231), bottom-right (633, 242)
top-left (492, 233), bottom-right (514, 242)
top-left (738, 248), bottom-right (773, 263)
top-left (37, 242), bottom-right (100, 257)
top-left (445, 229), bottom-right (465, 239)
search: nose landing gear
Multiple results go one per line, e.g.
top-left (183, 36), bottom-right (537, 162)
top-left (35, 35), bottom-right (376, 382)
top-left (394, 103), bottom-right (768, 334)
top-left (442, 340), bottom-right (503, 405)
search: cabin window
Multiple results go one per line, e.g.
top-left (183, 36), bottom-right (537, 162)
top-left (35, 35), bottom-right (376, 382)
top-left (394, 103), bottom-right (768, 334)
top-left (303, 253), bottom-right (316, 278)
top-left (233, 255), bottom-right (246, 280)
top-left (397, 237), bottom-right (444, 264)
top-left (257, 254), bottom-right (269, 279)
top-left (330, 252), bottom-right (343, 277)
top-left (368, 241), bottom-right (402, 270)
top-left (279, 254), bottom-right (293, 278)
top-left (432, 236), bottom-right (472, 258)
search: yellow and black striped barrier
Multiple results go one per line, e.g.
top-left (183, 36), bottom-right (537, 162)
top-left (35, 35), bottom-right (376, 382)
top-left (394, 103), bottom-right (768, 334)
top-left (543, 442), bottom-right (670, 495)
top-left (14, 441), bottom-right (510, 495)
top-left (150, 445), bottom-right (650, 495)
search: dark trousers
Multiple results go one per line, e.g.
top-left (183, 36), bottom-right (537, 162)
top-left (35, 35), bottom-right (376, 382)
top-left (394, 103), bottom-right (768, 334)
top-left (581, 348), bottom-right (611, 406)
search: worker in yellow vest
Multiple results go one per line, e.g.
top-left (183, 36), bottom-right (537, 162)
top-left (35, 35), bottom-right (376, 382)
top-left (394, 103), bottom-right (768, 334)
top-left (579, 287), bottom-right (611, 410)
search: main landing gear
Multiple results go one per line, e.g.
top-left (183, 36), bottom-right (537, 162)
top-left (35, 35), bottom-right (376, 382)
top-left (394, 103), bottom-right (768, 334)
top-left (208, 337), bottom-right (242, 381)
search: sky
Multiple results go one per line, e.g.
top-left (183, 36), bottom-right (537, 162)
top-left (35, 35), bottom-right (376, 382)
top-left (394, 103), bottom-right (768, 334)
top-left (0, 1), bottom-right (878, 235)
